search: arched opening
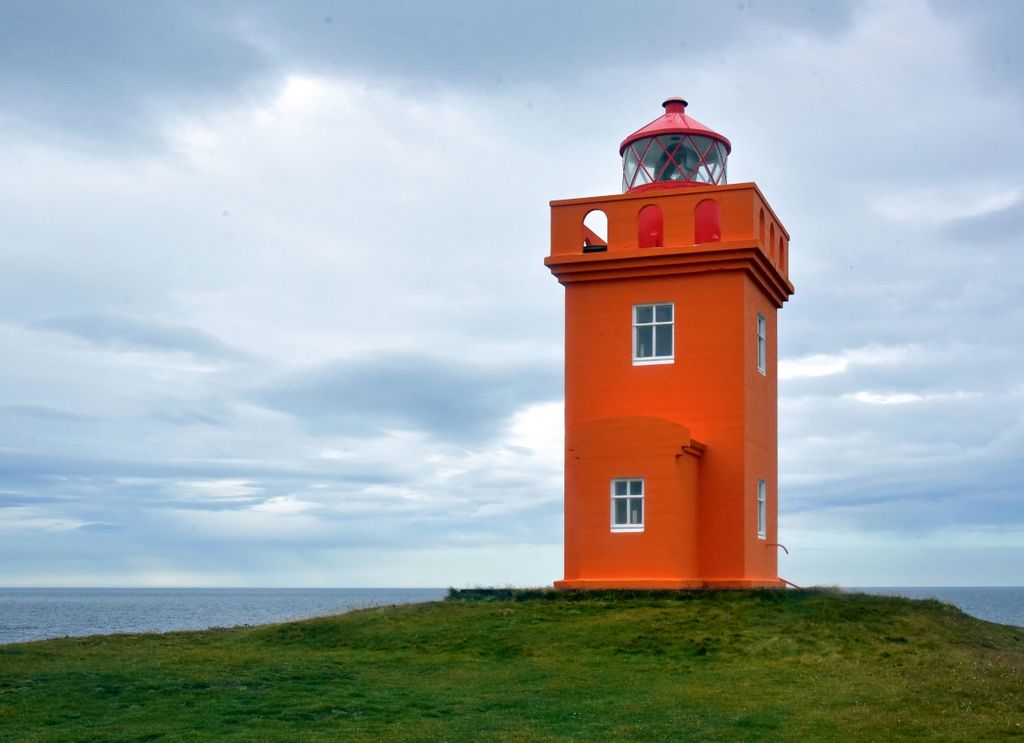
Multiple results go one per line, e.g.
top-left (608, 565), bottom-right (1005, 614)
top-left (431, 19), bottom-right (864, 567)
top-left (582, 209), bottom-right (607, 253)
top-left (637, 204), bottom-right (663, 248)
top-left (769, 223), bottom-right (776, 258)
top-left (694, 199), bottom-right (721, 243)
top-left (778, 236), bottom-right (785, 268)
top-left (759, 208), bottom-right (765, 245)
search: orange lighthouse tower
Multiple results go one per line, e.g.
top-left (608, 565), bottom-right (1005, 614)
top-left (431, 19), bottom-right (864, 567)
top-left (547, 98), bottom-right (794, 589)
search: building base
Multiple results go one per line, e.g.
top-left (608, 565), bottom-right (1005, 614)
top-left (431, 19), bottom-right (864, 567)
top-left (554, 578), bottom-right (788, 590)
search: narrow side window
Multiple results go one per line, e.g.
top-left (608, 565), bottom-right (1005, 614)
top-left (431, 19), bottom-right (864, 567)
top-left (757, 480), bottom-right (767, 539)
top-left (611, 478), bottom-right (644, 532)
top-left (757, 313), bottom-right (767, 374)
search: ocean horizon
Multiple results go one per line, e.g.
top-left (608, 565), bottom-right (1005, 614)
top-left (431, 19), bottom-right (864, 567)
top-left (1, 585), bottom-right (1021, 645)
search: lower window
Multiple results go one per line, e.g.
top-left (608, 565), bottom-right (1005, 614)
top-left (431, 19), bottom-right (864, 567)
top-left (611, 478), bottom-right (644, 532)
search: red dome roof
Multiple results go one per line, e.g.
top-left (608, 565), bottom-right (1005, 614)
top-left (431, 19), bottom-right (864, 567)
top-left (619, 98), bottom-right (732, 156)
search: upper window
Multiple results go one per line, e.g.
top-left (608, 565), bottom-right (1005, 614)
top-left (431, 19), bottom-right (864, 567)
top-left (757, 480), bottom-right (767, 539)
top-left (757, 313), bottom-right (767, 374)
top-left (633, 303), bottom-right (674, 365)
top-left (611, 478), bottom-right (644, 532)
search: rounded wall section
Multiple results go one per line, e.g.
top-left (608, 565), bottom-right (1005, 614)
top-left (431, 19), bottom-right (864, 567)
top-left (563, 415), bottom-right (700, 583)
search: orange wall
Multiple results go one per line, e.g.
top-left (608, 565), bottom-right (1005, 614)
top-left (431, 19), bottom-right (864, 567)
top-left (742, 280), bottom-right (780, 581)
top-left (549, 184), bottom-right (793, 587)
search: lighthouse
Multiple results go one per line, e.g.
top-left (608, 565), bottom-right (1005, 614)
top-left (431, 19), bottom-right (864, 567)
top-left (546, 98), bottom-right (794, 589)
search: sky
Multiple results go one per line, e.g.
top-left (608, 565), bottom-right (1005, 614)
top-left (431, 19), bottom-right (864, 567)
top-left (1, 0), bottom-right (1022, 588)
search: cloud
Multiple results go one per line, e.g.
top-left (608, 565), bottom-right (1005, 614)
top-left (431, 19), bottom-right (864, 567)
top-left (779, 345), bottom-right (913, 380)
top-left (0, 505), bottom-right (91, 533)
top-left (842, 390), bottom-right (981, 405)
top-left (873, 186), bottom-right (1021, 226)
top-left (942, 200), bottom-right (1024, 243)
top-left (0, 1), bottom-right (270, 148)
top-left (0, 1), bottom-right (856, 149)
top-left (33, 313), bottom-right (245, 359)
top-left (257, 353), bottom-right (560, 441)
top-left (779, 524), bottom-right (1024, 586)
top-left (931, 0), bottom-right (1024, 88)
top-left (0, 1), bottom-right (1022, 587)
top-left (0, 404), bottom-right (92, 422)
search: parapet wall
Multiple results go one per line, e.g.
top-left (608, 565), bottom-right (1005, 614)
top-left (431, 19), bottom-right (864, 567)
top-left (549, 182), bottom-right (789, 279)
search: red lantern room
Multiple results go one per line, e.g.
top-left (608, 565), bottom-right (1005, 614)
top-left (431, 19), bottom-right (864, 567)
top-left (620, 97), bottom-right (732, 192)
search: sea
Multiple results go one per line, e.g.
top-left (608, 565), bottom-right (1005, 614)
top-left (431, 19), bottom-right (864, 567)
top-left (855, 586), bottom-right (1024, 628)
top-left (0, 588), bottom-right (447, 645)
top-left (0, 586), bottom-right (1021, 645)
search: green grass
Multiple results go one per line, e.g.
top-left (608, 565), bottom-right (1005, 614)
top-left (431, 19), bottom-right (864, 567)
top-left (1, 588), bottom-right (1022, 741)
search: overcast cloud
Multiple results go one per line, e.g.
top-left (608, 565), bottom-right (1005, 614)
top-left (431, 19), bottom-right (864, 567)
top-left (1, 0), bottom-right (1022, 587)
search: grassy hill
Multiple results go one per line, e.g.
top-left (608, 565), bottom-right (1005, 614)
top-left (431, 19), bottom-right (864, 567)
top-left (1, 588), bottom-right (1021, 741)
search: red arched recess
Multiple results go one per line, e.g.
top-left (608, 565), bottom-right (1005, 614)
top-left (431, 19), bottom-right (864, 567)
top-left (694, 199), bottom-right (721, 243)
top-left (637, 204), bottom-right (663, 248)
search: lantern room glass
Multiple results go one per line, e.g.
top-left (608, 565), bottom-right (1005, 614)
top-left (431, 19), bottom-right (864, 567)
top-left (622, 135), bottom-right (728, 191)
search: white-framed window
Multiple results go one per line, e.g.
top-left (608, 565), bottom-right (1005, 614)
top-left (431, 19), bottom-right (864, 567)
top-left (633, 303), bottom-right (674, 365)
top-left (757, 479), bottom-right (767, 539)
top-left (756, 313), bottom-right (767, 374)
top-left (611, 478), bottom-right (644, 532)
